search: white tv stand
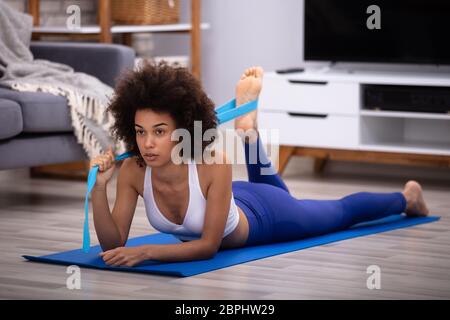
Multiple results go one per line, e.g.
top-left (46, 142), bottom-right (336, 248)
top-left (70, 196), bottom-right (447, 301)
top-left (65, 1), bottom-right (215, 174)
top-left (258, 68), bottom-right (450, 173)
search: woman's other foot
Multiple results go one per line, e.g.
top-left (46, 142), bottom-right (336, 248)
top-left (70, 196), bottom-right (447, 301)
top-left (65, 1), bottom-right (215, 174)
top-left (402, 180), bottom-right (430, 217)
top-left (234, 66), bottom-right (264, 143)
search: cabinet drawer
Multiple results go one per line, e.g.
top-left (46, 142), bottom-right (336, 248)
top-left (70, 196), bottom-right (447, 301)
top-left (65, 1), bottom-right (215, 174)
top-left (259, 111), bottom-right (359, 149)
top-left (259, 76), bottom-right (359, 115)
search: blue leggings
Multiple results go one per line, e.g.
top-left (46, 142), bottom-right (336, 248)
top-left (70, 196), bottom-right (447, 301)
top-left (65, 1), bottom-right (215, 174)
top-left (232, 137), bottom-right (407, 247)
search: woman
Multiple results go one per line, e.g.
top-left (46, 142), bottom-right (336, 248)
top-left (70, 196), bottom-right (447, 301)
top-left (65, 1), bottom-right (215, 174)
top-left (91, 63), bottom-right (429, 267)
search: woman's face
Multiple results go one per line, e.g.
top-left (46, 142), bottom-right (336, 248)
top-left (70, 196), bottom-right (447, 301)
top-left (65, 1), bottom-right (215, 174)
top-left (134, 109), bottom-right (178, 167)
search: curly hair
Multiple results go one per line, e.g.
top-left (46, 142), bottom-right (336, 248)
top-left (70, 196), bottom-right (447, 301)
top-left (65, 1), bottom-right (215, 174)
top-left (107, 61), bottom-right (218, 167)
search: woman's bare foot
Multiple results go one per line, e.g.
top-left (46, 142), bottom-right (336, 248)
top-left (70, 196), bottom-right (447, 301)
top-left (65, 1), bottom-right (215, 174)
top-left (402, 180), bottom-right (430, 217)
top-left (234, 66), bottom-right (264, 143)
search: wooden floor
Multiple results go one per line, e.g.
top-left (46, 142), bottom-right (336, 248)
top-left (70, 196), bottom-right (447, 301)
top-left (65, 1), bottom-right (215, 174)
top-left (0, 159), bottom-right (449, 299)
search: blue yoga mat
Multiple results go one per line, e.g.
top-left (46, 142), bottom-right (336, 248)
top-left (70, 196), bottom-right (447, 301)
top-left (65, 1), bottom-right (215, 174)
top-left (23, 214), bottom-right (439, 277)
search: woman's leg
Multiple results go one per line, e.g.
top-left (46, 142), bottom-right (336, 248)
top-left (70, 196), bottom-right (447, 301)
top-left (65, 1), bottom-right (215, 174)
top-left (243, 135), bottom-right (290, 193)
top-left (338, 191), bottom-right (407, 227)
top-left (233, 66), bottom-right (290, 193)
top-left (272, 190), bottom-right (407, 243)
top-left (234, 180), bottom-right (428, 247)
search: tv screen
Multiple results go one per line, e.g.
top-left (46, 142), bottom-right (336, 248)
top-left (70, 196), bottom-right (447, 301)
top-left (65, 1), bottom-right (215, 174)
top-left (304, 0), bottom-right (450, 65)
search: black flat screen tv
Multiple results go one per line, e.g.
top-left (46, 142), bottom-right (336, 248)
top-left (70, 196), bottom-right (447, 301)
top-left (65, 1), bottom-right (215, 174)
top-left (304, 0), bottom-right (450, 65)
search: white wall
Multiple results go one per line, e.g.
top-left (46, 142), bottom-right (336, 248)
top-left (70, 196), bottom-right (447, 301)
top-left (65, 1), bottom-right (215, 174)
top-left (201, 0), bottom-right (303, 104)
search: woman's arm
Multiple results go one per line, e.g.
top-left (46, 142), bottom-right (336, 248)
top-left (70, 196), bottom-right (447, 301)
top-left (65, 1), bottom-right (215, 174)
top-left (100, 239), bottom-right (214, 267)
top-left (93, 158), bottom-right (139, 251)
top-left (144, 240), bottom-right (216, 262)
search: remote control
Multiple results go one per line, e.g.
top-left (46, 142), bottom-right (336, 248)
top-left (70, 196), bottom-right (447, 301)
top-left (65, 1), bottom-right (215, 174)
top-left (276, 67), bottom-right (305, 74)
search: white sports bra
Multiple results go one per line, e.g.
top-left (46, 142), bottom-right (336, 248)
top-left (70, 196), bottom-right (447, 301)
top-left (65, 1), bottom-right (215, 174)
top-left (143, 158), bottom-right (240, 241)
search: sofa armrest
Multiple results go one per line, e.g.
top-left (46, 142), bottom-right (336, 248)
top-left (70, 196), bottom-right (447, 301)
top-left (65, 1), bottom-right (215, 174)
top-left (30, 41), bottom-right (135, 88)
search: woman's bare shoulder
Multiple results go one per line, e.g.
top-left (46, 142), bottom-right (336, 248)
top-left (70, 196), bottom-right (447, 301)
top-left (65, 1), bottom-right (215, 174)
top-left (120, 157), bottom-right (145, 174)
top-left (197, 150), bottom-right (232, 190)
top-left (118, 157), bottom-right (146, 195)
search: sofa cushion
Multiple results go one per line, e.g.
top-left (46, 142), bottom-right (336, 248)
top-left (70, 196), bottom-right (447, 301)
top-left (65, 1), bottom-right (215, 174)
top-left (0, 88), bottom-right (73, 133)
top-left (0, 98), bottom-right (23, 140)
top-left (0, 133), bottom-right (87, 170)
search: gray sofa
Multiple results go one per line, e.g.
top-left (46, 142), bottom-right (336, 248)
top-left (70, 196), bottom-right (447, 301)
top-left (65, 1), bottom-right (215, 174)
top-left (0, 42), bottom-right (135, 170)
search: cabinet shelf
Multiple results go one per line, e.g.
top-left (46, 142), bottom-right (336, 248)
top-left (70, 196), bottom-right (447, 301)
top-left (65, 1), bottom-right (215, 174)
top-left (360, 114), bottom-right (450, 156)
top-left (32, 23), bottom-right (210, 35)
top-left (360, 110), bottom-right (450, 120)
top-left (359, 142), bottom-right (450, 156)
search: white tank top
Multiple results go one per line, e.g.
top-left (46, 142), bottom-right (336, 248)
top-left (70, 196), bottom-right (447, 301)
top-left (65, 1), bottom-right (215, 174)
top-left (143, 159), bottom-right (240, 241)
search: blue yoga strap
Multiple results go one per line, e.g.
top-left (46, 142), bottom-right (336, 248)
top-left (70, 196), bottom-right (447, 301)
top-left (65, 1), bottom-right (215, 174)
top-left (83, 98), bottom-right (258, 252)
